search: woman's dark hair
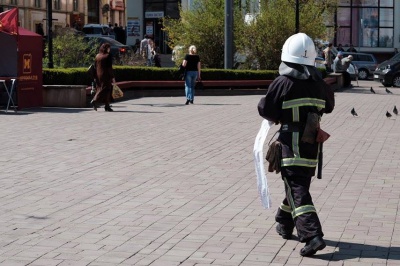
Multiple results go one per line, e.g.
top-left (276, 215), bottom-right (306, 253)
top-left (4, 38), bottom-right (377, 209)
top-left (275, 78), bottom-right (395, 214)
top-left (99, 43), bottom-right (111, 54)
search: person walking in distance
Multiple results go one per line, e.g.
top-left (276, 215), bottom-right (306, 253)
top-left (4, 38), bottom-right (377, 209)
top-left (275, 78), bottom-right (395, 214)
top-left (333, 52), bottom-right (352, 88)
top-left (92, 43), bottom-right (115, 112)
top-left (181, 45), bottom-right (201, 105)
top-left (340, 54), bottom-right (353, 88)
top-left (152, 41), bottom-right (162, 67)
top-left (140, 34), bottom-right (149, 61)
top-left (323, 43), bottom-right (333, 72)
top-left (147, 38), bottom-right (155, 66)
top-left (257, 33), bottom-right (335, 257)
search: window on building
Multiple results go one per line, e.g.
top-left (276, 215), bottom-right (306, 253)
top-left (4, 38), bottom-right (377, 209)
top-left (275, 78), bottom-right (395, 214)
top-left (145, 2), bottom-right (164, 12)
top-left (144, 0), bottom-right (181, 14)
top-left (73, 0), bottom-right (78, 12)
top-left (10, 0), bottom-right (18, 5)
top-left (34, 0), bottom-right (41, 8)
top-left (331, 1), bottom-right (394, 49)
top-left (87, 0), bottom-right (99, 23)
top-left (53, 0), bottom-right (60, 10)
top-left (353, 0), bottom-right (378, 7)
top-left (166, 2), bottom-right (179, 18)
top-left (144, 0), bottom-right (181, 18)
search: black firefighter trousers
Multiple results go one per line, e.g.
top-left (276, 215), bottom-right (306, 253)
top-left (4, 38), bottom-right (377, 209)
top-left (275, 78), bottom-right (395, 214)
top-left (275, 175), bottom-right (324, 243)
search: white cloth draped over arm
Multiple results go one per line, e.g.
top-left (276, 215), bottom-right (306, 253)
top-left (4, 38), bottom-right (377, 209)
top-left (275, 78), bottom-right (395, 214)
top-left (253, 119), bottom-right (274, 209)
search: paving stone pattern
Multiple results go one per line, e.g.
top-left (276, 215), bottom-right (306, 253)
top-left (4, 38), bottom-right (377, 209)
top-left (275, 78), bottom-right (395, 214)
top-left (0, 80), bottom-right (400, 265)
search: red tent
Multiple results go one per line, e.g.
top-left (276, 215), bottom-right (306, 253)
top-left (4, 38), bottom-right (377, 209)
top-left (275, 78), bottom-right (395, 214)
top-left (0, 8), bottom-right (43, 109)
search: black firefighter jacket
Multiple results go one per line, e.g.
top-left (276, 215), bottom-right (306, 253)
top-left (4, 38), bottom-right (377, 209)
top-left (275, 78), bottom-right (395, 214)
top-left (258, 75), bottom-right (335, 178)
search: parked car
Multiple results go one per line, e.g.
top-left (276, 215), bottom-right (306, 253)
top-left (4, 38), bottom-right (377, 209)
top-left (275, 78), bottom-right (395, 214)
top-left (82, 24), bottom-right (115, 39)
top-left (84, 36), bottom-right (133, 60)
top-left (373, 52), bottom-right (400, 87)
top-left (340, 52), bottom-right (377, 80)
top-left (315, 56), bottom-right (358, 81)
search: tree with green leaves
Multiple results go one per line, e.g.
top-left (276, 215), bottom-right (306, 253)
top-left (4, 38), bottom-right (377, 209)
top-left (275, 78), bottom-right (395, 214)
top-left (236, 0), bottom-right (337, 70)
top-left (163, 0), bottom-right (245, 68)
top-left (163, 0), bottom-right (336, 70)
top-left (43, 29), bottom-right (98, 68)
top-left (43, 29), bottom-right (146, 69)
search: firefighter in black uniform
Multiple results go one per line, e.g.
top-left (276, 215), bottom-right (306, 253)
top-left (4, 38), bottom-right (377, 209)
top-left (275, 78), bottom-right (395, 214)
top-left (258, 33), bottom-right (335, 256)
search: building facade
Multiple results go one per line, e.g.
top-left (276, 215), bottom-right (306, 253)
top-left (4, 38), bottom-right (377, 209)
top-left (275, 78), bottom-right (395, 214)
top-left (124, 0), bottom-right (257, 52)
top-left (328, 0), bottom-right (399, 59)
top-left (0, 0), bottom-right (126, 35)
top-left (125, 0), bottom-right (181, 53)
top-left (1, 0), bottom-right (398, 59)
top-left (126, 0), bottom-right (399, 58)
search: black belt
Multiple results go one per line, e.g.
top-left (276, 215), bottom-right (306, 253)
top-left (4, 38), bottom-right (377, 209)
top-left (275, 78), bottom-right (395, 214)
top-left (280, 122), bottom-right (304, 132)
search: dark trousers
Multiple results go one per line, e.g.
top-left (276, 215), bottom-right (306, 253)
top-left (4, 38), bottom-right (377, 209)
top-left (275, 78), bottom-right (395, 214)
top-left (325, 64), bottom-right (333, 73)
top-left (275, 175), bottom-right (324, 242)
top-left (343, 72), bottom-right (351, 87)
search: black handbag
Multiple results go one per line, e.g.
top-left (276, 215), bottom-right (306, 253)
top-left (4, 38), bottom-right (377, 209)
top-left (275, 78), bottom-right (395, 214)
top-left (195, 80), bottom-right (204, 90)
top-left (178, 64), bottom-right (186, 80)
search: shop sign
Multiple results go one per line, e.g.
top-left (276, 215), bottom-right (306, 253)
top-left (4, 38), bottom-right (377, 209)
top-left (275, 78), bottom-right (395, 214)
top-left (111, 0), bottom-right (125, 11)
top-left (145, 11), bottom-right (164, 18)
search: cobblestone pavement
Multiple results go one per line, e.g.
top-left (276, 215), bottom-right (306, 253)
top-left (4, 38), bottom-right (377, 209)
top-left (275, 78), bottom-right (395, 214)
top-left (0, 80), bottom-right (400, 266)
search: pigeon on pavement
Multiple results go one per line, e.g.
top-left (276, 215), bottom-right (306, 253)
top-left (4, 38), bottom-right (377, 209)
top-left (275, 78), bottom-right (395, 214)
top-left (394, 106), bottom-right (398, 115)
top-left (370, 87), bottom-right (376, 94)
top-left (386, 111), bottom-right (392, 118)
top-left (386, 87), bottom-right (393, 94)
top-left (351, 108), bottom-right (358, 116)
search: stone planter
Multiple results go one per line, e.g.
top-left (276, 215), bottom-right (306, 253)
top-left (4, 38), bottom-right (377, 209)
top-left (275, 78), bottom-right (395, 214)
top-left (43, 85), bottom-right (87, 108)
top-left (327, 73), bottom-right (344, 91)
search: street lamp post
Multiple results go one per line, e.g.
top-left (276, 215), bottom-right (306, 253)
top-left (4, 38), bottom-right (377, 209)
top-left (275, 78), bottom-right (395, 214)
top-left (224, 0), bottom-right (233, 69)
top-left (46, 0), bottom-right (53, 68)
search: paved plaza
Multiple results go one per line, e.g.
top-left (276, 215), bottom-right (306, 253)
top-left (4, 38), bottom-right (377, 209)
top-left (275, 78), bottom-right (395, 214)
top-left (0, 80), bottom-right (400, 266)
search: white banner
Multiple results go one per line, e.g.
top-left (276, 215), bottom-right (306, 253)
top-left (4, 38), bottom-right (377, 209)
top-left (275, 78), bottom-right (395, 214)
top-left (253, 119), bottom-right (274, 209)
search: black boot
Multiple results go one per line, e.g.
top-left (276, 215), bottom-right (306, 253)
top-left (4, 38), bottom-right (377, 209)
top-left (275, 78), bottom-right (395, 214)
top-left (91, 100), bottom-right (98, 111)
top-left (300, 235), bottom-right (326, 257)
top-left (185, 99), bottom-right (190, 105)
top-left (105, 105), bottom-right (113, 112)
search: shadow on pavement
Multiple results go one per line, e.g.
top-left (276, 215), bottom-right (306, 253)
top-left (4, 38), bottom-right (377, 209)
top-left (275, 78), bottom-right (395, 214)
top-left (130, 103), bottom-right (186, 108)
top-left (109, 110), bottom-right (163, 113)
top-left (199, 103), bottom-right (241, 106)
top-left (315, 239), bottom-right (400, 261)
top-left (130, 103), bottom-right (241, 107)
top-left (0, 107), bottom-right (163, 114)
top-left (0, 110), bottom-right (31, 115)
top-left (12, 107), bottom-right (91, 114)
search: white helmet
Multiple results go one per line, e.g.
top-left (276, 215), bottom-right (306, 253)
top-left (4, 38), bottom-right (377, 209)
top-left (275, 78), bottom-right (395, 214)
top-left (281, 33), bottom-right (317, 66)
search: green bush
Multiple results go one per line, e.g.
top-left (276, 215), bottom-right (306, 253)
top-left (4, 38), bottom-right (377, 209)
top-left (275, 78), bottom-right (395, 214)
top-left (42, 67), bottom-right (329, 86)
top-left (43, 67), bottom-right (280, 85)
top-left (43, 68), bottom-right (92, 85)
